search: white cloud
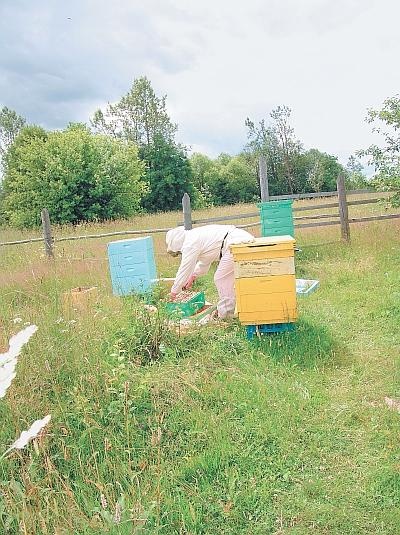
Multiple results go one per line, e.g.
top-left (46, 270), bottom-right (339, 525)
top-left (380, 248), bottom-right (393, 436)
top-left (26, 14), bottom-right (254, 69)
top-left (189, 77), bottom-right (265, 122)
top-left (1, 0), bottom-right (399, 164)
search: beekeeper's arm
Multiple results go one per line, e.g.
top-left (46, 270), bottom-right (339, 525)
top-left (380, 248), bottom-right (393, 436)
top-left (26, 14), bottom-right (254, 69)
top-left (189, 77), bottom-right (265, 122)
top-left (194, 258), bottom-right (213, 277)
top-left (171, 246), bottom-right (199, 295)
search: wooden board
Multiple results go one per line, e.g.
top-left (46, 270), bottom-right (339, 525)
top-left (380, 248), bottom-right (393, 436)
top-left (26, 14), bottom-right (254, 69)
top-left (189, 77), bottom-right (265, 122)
top-left (230, 237), bottom-right (295, 261)
top-left (235, 275), bottom-right (296, 298)
top-left (239, 308), bottom-right (298, 324)
top-left (236, 291), bottom-right (296, 314)
top-left (234, 257), bottom-right (295, 279)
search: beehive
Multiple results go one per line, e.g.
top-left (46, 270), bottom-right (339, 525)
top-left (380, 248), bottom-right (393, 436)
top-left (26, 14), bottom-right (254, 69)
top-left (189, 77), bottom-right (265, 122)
top-left (108, 236), bottom-right (157, 296)
top-left (230, 236), bottom-right (297, 326)
top-left (258, 200), bottom-right (294, 238)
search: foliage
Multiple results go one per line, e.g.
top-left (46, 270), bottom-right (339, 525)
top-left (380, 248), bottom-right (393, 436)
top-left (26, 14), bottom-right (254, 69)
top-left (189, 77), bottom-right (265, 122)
top-left (2, 124), bottom-right (146, 227)
top-left (140, 136), bottom-right (193, 212)
top-left (208, 153), bottom-right (259, 205)
top-left (0, 107), bottom-right (26, 175)
top-left (0, 107), bottom-right (26, 160)
top-left (358, 95), bottom-right (400, 206)
top-left (295, 149), bottom-right (346, 192)
top-left (246, 105), bottom-right (302, 194)
top-left (91, 76), bottom-right (177, 148)
top-left (190, 152), bottom-right (259, 206)
top-left (189, 152), bottom-right (215, 191)
top-left (345, 156), bottom-right (370, 189)
top-left (245, 106), bottom-right (348, 196)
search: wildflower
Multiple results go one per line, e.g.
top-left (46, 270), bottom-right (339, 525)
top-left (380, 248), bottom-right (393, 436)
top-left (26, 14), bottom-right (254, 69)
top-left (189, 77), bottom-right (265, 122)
top-left (114, 502), bottom-right (122, 524)
top-left (100, 494), bottom-right (108, 510)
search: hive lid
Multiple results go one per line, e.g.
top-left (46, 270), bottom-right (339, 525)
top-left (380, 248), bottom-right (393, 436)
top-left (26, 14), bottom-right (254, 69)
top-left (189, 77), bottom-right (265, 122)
top-left (230, 235), bottom-right (295, 250)
top-left (108, 236), bottom-right (152, 246)
top-left (257, 199), bottom-right (293, 207)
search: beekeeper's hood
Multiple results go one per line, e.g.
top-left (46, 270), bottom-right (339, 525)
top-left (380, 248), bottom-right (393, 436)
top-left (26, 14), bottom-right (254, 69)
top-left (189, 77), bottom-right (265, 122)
top-left (166, 227), bottom-right (186, 254)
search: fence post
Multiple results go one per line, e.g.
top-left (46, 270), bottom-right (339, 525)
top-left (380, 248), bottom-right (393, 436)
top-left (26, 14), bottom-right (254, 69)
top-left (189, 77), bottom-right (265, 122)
top-left (337, 173), bottom-right (350, 242)
top-left (182, 193), bottom-right (192, 230)
top-left (259, 155), bottom-right (269, 202)
top-left (41, 208), bottom-right (54, 257)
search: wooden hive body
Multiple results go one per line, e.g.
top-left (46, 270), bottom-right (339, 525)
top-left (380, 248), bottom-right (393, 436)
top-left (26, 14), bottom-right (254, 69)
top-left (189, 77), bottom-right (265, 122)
top-left (230, 236), bottom-right (297, 326)
top-left (107, 236), bottom-right (157, 296)
top-left (258, 200), bottom-right (294, 238)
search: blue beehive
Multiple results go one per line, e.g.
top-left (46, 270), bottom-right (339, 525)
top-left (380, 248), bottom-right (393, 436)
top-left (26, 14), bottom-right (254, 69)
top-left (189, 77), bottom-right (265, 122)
top-left (107, 236), bottom-right (157, 296)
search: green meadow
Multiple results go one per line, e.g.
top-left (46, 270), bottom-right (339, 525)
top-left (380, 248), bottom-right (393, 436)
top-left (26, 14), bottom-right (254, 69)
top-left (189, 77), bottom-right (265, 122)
top-left (0, 199), bottom-right (399, 534)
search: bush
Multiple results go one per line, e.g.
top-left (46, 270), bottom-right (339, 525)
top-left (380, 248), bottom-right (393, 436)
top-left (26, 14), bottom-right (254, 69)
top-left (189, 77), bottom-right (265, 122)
top-left (2, 124), bottom-right (147, 227)
top-left (190, 153), bottom-right (259, 206)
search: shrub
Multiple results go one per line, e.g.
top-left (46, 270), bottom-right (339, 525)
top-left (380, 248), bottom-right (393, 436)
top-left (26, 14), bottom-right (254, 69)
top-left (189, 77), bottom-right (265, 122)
top-left (2, 124), bottom-right (147, 227)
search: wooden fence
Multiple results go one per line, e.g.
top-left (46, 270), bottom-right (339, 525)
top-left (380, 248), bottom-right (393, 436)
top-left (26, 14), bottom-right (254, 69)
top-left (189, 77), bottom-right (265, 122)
top-left (180, 175), bottom-right (399, 239)
top-left (1, 174), bottom-right (399, 257)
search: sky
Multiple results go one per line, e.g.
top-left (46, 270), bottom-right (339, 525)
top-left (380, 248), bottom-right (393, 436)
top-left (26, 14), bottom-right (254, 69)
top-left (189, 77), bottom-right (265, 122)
top-left (0, 0), bottom-right (399, 166)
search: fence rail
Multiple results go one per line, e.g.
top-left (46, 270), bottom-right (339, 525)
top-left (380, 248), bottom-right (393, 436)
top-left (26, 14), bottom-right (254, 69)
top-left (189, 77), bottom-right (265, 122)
top-left (177, 191), bottom-right (385, 225)
top-left (265, 188), bottom-right (374, 201)
top-left (0, 183), bottom-right (398, 254)
top-left (0, 226), bottom-right (174, 247)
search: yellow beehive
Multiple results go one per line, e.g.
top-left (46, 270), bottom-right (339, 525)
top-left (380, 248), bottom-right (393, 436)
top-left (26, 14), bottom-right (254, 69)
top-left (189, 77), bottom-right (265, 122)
top-left (230, 236), bottom-right (296, 325)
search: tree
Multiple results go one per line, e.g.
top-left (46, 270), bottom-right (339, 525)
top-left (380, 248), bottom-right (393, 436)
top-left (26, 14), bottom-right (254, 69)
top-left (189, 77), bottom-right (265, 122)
top-left (345, 156), bottom-right (369, 189)
top-left (190, 153), bottom-right (215, 191)
top-left (358, 95), bottom-right (400, 206)
top-left (245, 106), bottom-right (302, 195)
top-left (270, 105), bottom-right (301, 193)
top-left (245, 117), bottom-right (283, 192)
top-left (205, 153), bottom-right (259, 206)
top-left (0, 106), bottom-right (26, 172)
top-left (140, 136), bottom-right (193, 212)
top-left (2, 124), bottom-right (146, 227)
top-left (91, 77), bottom-right (177, 147)
top-left (294, 149), bottom-right (345, 193)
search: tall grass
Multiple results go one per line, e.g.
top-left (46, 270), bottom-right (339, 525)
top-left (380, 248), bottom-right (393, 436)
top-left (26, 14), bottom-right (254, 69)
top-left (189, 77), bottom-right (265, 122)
top-left (0, 201), bottom-right (399, 533)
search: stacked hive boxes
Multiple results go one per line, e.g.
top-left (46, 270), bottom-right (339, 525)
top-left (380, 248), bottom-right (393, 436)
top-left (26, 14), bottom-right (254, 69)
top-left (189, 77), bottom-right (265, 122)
top-left (230, 236), bottom-right (297, 338)
top-left (258, 200), bottom-right (294, 238)
top-left (108, 236), bottom-right (157, 296)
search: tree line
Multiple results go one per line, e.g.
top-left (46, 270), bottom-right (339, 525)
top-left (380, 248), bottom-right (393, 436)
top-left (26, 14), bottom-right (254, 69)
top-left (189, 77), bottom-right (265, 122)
top-left (0, 77), bottom-right (397, 228)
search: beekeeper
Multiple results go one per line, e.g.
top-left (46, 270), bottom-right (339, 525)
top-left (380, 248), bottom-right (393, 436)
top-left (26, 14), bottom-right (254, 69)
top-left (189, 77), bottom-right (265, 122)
top-left (166, 225), bottom-right (255, 319)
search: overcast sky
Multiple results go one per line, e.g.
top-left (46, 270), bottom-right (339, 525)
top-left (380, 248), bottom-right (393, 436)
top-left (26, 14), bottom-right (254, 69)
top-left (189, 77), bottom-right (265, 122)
top-left (0, 0), bottom-right (399, 165)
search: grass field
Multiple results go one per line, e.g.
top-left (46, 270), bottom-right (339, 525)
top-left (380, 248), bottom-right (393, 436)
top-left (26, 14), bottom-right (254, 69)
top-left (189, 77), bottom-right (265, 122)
top-left (0, 198), bottom-right (399, 534)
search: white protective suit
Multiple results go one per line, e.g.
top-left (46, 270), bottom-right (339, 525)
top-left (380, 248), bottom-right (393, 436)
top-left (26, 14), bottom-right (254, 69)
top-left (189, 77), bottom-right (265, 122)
top-left (166, 225), bottom-right (254, 318)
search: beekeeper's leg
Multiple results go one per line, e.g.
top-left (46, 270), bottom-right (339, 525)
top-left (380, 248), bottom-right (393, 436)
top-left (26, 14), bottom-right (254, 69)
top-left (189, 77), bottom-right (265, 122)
top-left (214, 250), bottom-right (236, 319)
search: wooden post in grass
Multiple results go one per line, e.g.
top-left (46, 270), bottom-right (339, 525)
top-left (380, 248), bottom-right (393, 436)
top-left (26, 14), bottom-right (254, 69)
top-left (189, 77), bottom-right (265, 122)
top-left (182, 193), bottom-right (192, 230)
top-left (41, 208), bottom-right (54, 257)
top-left (259, 155), bottom-right (269, 202)
top-left (337, 173), bottom-right (350, 242)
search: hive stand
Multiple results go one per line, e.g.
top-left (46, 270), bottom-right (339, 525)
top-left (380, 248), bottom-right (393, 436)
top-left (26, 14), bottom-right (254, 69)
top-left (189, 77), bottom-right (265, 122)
top-left (246, 323), bottom-right (295, 339)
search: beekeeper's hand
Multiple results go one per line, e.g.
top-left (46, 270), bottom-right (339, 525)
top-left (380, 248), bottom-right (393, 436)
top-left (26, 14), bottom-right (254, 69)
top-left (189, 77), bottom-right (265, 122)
top-left (183, 274), bottom-right (197, 290)
top-left (168, 292), bottom-right (177, 302)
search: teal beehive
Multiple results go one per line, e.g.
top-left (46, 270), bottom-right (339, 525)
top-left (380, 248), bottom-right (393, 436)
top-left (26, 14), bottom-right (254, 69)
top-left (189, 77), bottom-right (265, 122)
top-left (107, 236), bottom-right (157, 296)
top-left (258, 200), bottom-right (294, 238)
